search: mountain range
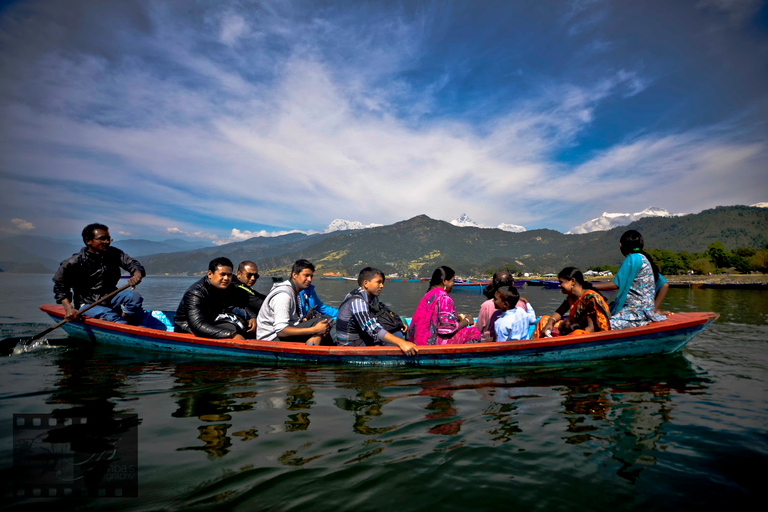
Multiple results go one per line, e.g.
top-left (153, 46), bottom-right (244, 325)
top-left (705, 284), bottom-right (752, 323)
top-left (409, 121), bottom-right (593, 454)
top-left (152, 205), bottom-right (765, 277)
top-left (566, 207), bottom-right (677, 234)
top-left (2, 205), bottom-right (766, 277)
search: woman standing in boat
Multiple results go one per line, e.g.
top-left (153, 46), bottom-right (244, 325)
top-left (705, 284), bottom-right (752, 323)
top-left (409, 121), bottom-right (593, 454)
top-left (532, 267), bottom-right (611, 338)
top-left (592, 230), bottom-right (667, 329)
top-left (408, 266), bottom-right (482, 345)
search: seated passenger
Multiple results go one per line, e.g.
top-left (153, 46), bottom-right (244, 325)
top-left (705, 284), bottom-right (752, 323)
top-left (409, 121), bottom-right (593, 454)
top-left (298, 282), bottom-right (339, 320)
top-left (174, 257), bottom-right (256, 339)
top-left (533, 267), bottom-right (610, 338)
top-left (476, 271), bottom-right (517, 341)
top-left (335, 267), bottom-right (418, 356)
top-left (493, 286), bottom-right (537, 341)
top-left (408, 266), bottom-right (482, 345)
top-left (592, 230), bottom-right (667, 329)
top-left (256, 259), bottom-right (331, 345)
top-left (232, 260), bottom-right (266, 337)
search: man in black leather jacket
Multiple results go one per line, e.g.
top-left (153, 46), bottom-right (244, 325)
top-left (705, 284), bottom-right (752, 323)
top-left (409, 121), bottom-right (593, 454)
top-left (174, 257), bottom-right (256, 339)
top-left (53, 223), bottom-right (145, 324)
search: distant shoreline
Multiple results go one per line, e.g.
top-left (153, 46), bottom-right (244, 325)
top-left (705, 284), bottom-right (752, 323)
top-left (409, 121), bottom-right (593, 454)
top-left (586, 274), bottom-right (768, 285)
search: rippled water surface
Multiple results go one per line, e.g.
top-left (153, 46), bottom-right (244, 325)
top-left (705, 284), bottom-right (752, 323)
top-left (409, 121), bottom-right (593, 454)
top-left (1, 274), bottom-right (766, 510)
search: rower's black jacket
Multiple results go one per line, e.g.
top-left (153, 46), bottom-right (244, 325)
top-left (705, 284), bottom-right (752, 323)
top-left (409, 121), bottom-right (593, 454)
top-left (174, 277), bottom-right (256, 339)
top-left (53, 246), bottom-right (146, 306)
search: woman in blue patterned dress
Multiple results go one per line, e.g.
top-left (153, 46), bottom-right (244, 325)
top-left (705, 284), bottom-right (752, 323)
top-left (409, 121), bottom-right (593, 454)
top-left (593, 230), bottom-right (667, 329)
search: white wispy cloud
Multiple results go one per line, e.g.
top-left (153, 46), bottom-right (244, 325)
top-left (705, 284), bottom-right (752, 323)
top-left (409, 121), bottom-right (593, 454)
top-left (0, 218), bottom-right (36, 234)
top-left (0, 1), bottom-right (765, 240)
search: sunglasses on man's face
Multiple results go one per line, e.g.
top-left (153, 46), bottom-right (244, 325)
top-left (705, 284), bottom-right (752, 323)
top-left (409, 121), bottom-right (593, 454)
top-left (94, 236), bottom-right (112, 242)
top-left (246, 272), bottom-right (260, 279)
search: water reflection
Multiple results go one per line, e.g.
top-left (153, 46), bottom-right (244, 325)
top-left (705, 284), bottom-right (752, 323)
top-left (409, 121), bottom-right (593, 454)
top-left (334, 371), bottom-right (397, 436)
top-left (171, 363), bottom-right (261, 458)
top-left (418, 377), bottom-right (464, 436)
top-left (523, 355), bottom-right (706, 482)
top-left (12, 347), bottom-right (143, 497)
top-left (37, 344), bottom-right (710, 485)
top-left (284, 368), bottom-right (315, 433)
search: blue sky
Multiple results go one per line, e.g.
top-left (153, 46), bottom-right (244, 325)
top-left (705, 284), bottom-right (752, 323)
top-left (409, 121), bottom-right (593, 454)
top-left (1, 0), bottom-right (766, 243)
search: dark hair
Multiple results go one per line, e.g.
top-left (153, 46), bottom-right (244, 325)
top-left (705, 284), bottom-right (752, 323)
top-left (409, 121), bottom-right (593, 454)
top-left (619, 230), bottom-right (660, 282)
top-left (292, 259), bottom-right (315, 275)
top-left (495, 285), bottom-right (520, 309)
top-left (209, 257), bottom-right (234, 273)
top-left (237, 260), bottom-right (257, 273)
top-left (483, 270), bottom-right (515, 299)
top-left (358, 267), bottom-right (385, 286)
top-left (82, 223), bottom-right (109, 244)
top-left (429, 266), bottom-right (455, 289)
top-left (557, 267), bottom-right (593, 290)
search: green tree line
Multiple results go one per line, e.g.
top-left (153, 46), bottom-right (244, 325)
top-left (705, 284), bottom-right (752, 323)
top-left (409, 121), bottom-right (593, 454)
top-left (644, 243), bottom-right (768, 275)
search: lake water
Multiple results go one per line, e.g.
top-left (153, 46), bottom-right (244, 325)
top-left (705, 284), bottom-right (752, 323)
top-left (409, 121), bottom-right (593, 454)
top-left (1, 274), bottom-right (767, 510)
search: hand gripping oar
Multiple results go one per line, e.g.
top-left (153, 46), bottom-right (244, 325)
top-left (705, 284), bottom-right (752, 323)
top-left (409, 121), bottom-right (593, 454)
top-left (2, 283), bottom-right (134, 352)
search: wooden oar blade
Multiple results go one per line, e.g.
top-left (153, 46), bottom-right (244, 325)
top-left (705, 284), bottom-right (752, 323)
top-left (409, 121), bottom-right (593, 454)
top-left (3, 283), bottom-right (135, 355)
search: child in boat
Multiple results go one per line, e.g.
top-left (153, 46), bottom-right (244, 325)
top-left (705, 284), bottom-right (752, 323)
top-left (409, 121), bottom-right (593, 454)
top-left (492, 286), bottom-right (537, 341)
top-left (592, 230), bottom-right (667, 329)
top-left (533, 267), bottom-right (611, 338)
top-left (476, 271), bottom-right (514, 341)
top-left (335, 267), bottom-right (418, 356)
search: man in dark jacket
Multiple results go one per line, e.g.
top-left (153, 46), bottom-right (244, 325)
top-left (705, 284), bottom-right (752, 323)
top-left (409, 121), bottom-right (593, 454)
top-left (233, 260), bottom-right (266, 317)
top-left (53, 223), bottom-right (145, 324)
top-left (230, 260), bottom-right (266, 338)
top-left (174, 257), bottom-right (256, 339)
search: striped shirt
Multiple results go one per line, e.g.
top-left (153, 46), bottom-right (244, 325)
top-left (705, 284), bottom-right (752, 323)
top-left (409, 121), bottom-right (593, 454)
top-left (335, 288), bottom-right (388, 346)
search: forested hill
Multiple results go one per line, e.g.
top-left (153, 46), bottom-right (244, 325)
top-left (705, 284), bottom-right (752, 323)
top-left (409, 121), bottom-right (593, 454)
top-left (136, 205), bottom-right (768, 277)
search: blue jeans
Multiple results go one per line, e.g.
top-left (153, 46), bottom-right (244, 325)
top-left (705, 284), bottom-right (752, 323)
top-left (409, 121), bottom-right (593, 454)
top-left (80, 289), bottom-right (144, 324)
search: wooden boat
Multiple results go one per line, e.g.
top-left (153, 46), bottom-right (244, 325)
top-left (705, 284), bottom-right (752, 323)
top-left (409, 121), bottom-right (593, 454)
top-left (451, 282), bottom-right (486, 291)
top-left (39, 305), bottom-right (718, 367)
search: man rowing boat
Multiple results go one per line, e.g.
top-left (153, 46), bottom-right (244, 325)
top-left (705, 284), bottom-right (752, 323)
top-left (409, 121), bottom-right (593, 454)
top-left (53, 223), bottom-right (145, 324)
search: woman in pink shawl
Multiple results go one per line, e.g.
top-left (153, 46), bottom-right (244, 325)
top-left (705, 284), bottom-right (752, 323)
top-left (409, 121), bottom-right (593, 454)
top-left (408, 266), bottom-right (482, 345)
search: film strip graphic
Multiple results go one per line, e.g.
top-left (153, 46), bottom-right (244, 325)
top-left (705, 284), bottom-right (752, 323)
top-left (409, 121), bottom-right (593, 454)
top-left (13, 413), bottom-right (139, 498)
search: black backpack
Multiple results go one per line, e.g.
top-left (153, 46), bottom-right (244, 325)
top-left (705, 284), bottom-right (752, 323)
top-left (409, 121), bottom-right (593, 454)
top-left (369, 297), bottom-right (406, 334)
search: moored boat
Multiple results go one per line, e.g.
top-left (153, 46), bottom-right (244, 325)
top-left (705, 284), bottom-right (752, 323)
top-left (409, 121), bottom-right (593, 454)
top-left (39, 305), bottom-right (718, 367)
top-left (451, 282), bottom-right (486, 291)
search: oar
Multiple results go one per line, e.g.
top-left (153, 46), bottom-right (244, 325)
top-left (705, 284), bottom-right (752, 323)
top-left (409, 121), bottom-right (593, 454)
top-left (2, 283), bottom-right (134, 353)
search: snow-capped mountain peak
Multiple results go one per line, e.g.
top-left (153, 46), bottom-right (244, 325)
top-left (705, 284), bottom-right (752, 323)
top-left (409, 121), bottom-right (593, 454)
top-left (567, 207), bottom-right (676, 234)
top-left (497, 223), bottom-right (526, 233)
top-left (751, 202), bottom-right (768, 208)
top-left (324, 219), bottom-right (382, 233)
top-left (450, 213), bottom-right (480, 228)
